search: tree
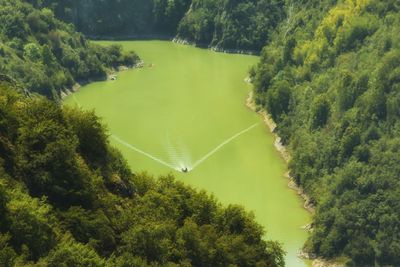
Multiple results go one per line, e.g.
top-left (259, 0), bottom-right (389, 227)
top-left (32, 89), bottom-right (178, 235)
top-left (283, 38), bottom-right (296, 64)
top-left (252, 1), bottom-right (400, 264)
top-left (15, 98), bottom-right (93, 208)
top-left (42, 45), bottom-right (57, 66)
top-left (0, 234), bottom-right (16, 267)
top-left (47, 238), bottom-right (107, 267)
top-left (311, 95), bottom-right (330, 129)
top-left (63, 108), bottom-right (108, 168)
top-left (345, 234), bottom-right (375, 266)
top-left (61, 207), bottom-right (116, 256)
top-left (7, 194), bottom-right (56, 260)
top-left (23, 43), bottom-right (42, 62)
top-left (266, 80), bottom-right (291, 121)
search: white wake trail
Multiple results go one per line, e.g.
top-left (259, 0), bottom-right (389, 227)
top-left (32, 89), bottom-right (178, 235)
top-left (112, 123), bottom-right (259, 172)
top-left (112, 135), bottom-right (177, 171)
top-left (191, 123), bottom-right (259, 169)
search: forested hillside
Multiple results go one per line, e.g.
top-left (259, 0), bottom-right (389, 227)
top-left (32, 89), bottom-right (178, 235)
top-left (35, 0), bottom-right (192, 36)
top-left (36, 0), bottom-right (285, 52)
top-left (177, 0), bottom-right (285, 51)
top-left (0, 0), bottom-right (139, 98)
top-left (0, 78), bottom-right (284, 266)
top-left (3, 0), bottom-right (400, 266)
top-left (252, 0), bottom-right (400, 265)
top-left (0, 1), bottom-right (285, 266)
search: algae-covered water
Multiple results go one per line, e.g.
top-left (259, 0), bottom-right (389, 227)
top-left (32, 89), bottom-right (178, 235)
top-left (65, 40), bottom-right (311, 266)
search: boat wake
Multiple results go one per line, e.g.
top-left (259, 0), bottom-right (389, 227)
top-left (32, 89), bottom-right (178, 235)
top-left (191, 123), bottom-right (259, 169)
top-left (165, 135), bottom-right (194, 172)
top-left (72, 94), bottom-right (81, 107)
top-left (112, 123), bottom-right (259, 172)
top-left (111, 135), bottom-right (177, 171)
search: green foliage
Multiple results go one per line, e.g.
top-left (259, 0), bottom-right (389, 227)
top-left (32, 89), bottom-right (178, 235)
top-left (0, 0), bottom-right (140, 98)
top-left (253, 0), bottom-right (400, 265)
top-left (266, 80), bottom-right (291, 122)
top-left (0, 81), bottom-right (283, 267)
top-left (7, 194), bottom-right (56, 261)
top-left (39, 0), bottom-right (285, 52)
top-left (0, 234), bottom-right (16, 267)
top-left (41, 0), bottom-right (191, 36)
top-left (311, 95), bottom-right (330, 129)
top-left (47, 238), bottom-right (107, 267)
top-left (63, 108), bottom-right (108, 167)
top-left (177, 0), bottom-right (285, 51)
top-left (23, 43), bottom-right (42, 62)
top-left (16, 98), bottom-right (94, 208)
top-left (61, 207), bottom-right (116, 256)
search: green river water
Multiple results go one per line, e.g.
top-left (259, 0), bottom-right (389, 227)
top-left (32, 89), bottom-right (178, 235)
top-left (65, 40), bottom-right (311, 266)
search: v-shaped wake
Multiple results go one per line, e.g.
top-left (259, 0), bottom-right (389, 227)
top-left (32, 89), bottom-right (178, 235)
top-left (112, 123), bottom-right (259, 172)
top-left (112, 135), bottom-right (177, 170)
top-left (191, 123), bottom-right (259, 169)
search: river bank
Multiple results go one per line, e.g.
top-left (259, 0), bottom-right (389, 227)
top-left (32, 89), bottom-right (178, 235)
top-left (88, 34), bottom-right (172, 41)
top-left (245, 90), bottom-right (315, 213)
top-left (86, 35), bottom-right (259, 55)
top-left (173, 37), bottom-right (259, 55)
top-left (68, 40), bottom-right (312, 267)
top-left (245, 90), bottom-right (345, 267)
top-left (60, 61), bottom-right (145, 100)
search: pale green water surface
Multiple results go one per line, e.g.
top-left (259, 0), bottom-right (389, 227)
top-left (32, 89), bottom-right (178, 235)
top-left (65, 41), bottom-right (311, 266)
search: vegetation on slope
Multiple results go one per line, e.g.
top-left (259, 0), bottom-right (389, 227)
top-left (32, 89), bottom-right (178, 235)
top-left (0, 79), bottom-right (284, 266)
top-left (0, 2), bottom-right (286, 266)
top-left (177, 0), bottom-right (285, 51)
top-left (5, 0), bottom-right (399, 265)
top-left (252, 0), bottom-right (400, 265)
top-left (36, 0), bottom-right (285, 52)
top-left (0, 0), bottom-right (140, 98)
top-left (35, 0), bottom-right (192, 36)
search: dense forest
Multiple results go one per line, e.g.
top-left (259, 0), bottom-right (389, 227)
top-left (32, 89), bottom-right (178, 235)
top-left (0, 1), bottom-right (286, 266)
top-left (33, 0), bottom-right (285, 52)
top-left (252, 0), bottom-right (400, 265)
top-left (1, 0), bottom-right (400, 266)
top-left (31, 0), bottom-right (192, 37)
top-left (176, 0), bottom-right (285, 51)
top-left (0, 0), bottom-right (139, 98)
top-left (0, 78), bottom-right (284, 266)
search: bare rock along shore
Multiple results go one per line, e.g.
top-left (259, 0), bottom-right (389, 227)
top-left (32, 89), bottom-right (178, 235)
top-left (245, 90), bottom-right (315, 213)
top-left (245, 90), bottom-right (345, 267)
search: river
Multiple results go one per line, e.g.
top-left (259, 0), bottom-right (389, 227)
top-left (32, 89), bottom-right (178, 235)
top-left (65, 40), bottom-right (311, 266)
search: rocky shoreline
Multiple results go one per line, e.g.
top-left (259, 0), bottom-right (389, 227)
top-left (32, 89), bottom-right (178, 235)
top-left (172, 38), bottom-right (259, 55)
top-left (245, 89), bottom-right (344, 267)
top-left (88, 34), bottom-right (172, 41)
top-left (245, 90), bottom-right (315, 213)
top-left (60, 61), bottom-right (145, 100)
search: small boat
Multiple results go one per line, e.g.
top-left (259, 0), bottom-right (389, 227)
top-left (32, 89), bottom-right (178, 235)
top-left (181, 167), bottom-right (188, 173)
